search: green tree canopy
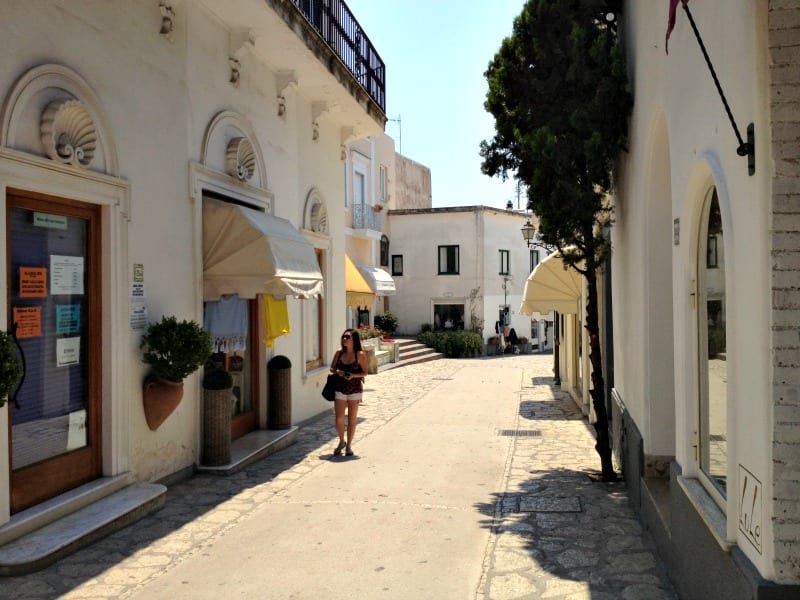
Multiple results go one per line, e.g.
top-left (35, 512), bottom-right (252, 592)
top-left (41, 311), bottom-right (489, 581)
top-left (481, 0), bottom-right (631, 271)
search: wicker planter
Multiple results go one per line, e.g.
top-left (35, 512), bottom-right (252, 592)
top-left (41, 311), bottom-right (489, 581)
top-left (202, 387), bottom-right (232, 466)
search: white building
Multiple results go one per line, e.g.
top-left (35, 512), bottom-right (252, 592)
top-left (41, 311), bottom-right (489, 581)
top-left (609, 2), bottom-right (800, 597)
top-left (388, 206), bottom-right (548, 347)
top-left (343, 133), bottom-right (397, 329)
top-left (0, 0), bottom-right (384, 567)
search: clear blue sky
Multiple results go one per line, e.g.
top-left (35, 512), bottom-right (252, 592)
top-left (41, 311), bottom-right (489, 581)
top-left (345, 0), bottom-right (527, 209)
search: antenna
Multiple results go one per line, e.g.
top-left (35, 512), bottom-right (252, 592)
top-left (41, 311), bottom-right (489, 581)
top-left (388, 114), bottom-right (402, 154)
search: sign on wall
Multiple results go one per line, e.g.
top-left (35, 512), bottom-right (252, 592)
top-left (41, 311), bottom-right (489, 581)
top-left (739, 464), bottom-right (763, 554)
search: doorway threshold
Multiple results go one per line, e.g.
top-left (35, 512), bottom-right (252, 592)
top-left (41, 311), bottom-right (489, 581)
top-left (196, 427), bottom-right (298, 476)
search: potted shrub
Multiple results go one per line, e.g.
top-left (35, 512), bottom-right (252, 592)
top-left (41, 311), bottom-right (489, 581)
top-left (0, 330), bottom-right (23, 408)
top-left (202, 364), bottom-right (233, 466)
top-left (140, 315), bottom-right (212, 431)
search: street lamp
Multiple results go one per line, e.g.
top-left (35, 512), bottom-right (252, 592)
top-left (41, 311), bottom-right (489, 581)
top-left (521, 218), bottom-right (536, 248)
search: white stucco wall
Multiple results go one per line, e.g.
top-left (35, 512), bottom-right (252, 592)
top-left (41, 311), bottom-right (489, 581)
top-left (614, 0), bottom-right (775, 578)
top-left (388, 207), bottom-right (534, 342)
top-left (0, 0), bottom-right (382, 520)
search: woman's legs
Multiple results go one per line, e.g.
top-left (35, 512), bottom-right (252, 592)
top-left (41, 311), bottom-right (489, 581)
top-left (334, 399), bottom-right (347, 454)
top-left (346, 399), bottom-right (359, 453)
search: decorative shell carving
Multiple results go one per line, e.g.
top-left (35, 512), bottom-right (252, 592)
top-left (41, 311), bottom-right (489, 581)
top-left (311, 202), bottom-right (328, 234)
top-left (40, 99), bottom-right (97, 168)
top-left (225, 137), bottom-right (256, 182)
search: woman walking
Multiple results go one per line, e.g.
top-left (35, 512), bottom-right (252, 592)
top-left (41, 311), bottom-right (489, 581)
top-left (330, 328), bottom-right (368, 456)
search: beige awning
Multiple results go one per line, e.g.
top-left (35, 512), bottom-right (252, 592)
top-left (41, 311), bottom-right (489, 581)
top-left (345, 255), bottom-right (375, 309)
top-left (520, 251), bottom-right (582, 315)
top-left (358, 265), bottom-right (396, 296)
top-left (203, 198), bottom-right (324, 301)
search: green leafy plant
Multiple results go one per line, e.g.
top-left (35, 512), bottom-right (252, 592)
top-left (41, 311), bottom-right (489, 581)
top-left (420, 322), bottom-right (433, 333)
top-left (417, 331), bottom-right (483, 358)
top-left (202, 364), bottom-right (233, 390)
top-left (374, 311), bottom-right (398, 335)
top-left (140, 316), bottom-right (213, 382)
top-left (0, 331), bottom-right (22, 408)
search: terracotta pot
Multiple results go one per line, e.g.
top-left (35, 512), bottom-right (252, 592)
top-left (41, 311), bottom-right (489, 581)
top-left (143, 375), bottom-right (184, 431)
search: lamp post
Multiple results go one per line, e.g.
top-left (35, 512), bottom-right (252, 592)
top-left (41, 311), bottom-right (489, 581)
top-left (520, 216), bottom-right (560, 386)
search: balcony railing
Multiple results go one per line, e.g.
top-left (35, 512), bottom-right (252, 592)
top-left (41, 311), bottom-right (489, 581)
top-left (292, 0), bottom-right (386, 113)
top-left (352, 203), bottom-right (383, 231)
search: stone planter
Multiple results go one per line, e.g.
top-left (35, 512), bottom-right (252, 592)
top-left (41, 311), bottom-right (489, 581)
top-left (485, 343), bottom-right (502, 356)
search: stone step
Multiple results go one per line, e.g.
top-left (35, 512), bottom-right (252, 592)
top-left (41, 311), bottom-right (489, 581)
top-left (379, 337), bottom-right (444, 371)
top-left (0, 483), bottom-right (166, 576)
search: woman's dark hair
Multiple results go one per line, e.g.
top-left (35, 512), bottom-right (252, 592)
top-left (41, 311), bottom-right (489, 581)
top-left (340, 328), bottom-right (363, 353)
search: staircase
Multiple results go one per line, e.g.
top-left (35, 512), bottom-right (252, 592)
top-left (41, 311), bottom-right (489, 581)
top-left (379, 337), bottom-right (443, 372)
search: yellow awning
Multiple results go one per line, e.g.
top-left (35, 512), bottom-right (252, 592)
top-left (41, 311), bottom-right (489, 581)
top-left (203, 198), bottom-right (324, 301)
top-left (519, 250), bottom-right (582, 315)
top-left (345, 255), bottom-right (375, 309)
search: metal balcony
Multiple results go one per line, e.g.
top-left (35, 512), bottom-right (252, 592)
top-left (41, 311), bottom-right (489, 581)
top-left (352, 203), bottom-right (383, 231)
top-left (292, 0), bottom-right (386, 113)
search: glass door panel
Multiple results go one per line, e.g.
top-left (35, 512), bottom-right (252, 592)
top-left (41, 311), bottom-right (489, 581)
top-left (8, 192), bottom-right (101, 513)
top-left (698, 189), bottom-right (727, 497)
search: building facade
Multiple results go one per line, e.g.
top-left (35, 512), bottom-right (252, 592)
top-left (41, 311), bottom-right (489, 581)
top-left (0, 0), bottom-right (384, 558)
top-left (611, 2), bottom-right (800, 597)
top-left (388, 206), bottom-right (543, 345)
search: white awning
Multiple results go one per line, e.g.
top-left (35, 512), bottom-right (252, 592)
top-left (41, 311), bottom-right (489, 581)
top-left (519, 250), bottom-right (582, 315)
top-left (203, 198), bottom-right (324, 301)
top-left (358, 265), bottom-right (396, 296)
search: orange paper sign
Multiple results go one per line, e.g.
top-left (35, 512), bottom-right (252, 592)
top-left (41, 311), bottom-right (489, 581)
top-left (13, 306), bottom-right (42, 338)
top-left (20, 267), bottom-right (47, 298)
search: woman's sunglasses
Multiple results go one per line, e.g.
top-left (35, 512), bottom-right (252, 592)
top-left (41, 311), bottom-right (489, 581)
top-left (342, 334), bottom-right (352, 340)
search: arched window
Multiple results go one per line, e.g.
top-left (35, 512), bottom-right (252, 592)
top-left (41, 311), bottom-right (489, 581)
top-left (380, 235), bottom-right (389, 267)
top-left (697, 187), bottom-right (727, 502)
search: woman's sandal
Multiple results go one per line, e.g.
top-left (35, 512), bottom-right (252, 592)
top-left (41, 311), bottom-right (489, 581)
top-left (334, 440), bottom-right (346, 456)
top-left (345, 447), bottom-right (354, 456)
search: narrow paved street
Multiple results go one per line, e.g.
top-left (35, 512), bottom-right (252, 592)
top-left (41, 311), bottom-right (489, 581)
top-left (2, 354), bottom-right (677, 600)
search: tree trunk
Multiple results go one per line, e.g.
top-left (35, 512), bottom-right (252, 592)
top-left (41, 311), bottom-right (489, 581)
top-left (584, 267), bottom-right (617, 481)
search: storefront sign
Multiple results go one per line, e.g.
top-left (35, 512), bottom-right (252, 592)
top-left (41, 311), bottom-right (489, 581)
top-left (19, 267), bottom-right (47, 297)
top-left (130, 264), bottom-right (146, 330)
top-left (33, 212), bottom-right (68, 230)
top-left (56, 336), bottom-right (81, 367)
top-left (13, 306), bottom-right (42, 338)
top-left (56, 304), bottom-right (81, 335)
top-left (739, 464), bottom-right (763, 554)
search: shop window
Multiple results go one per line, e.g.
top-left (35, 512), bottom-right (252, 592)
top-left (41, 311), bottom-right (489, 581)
top-left (433, 304), bottom-right (464, 330)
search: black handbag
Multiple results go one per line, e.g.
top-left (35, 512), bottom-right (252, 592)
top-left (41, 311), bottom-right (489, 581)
top-left (322, 374), bottom-right (338, 401)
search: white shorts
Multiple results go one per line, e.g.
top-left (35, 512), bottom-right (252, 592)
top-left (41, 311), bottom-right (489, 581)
top-left (334, 392), bottom-right (362, 401)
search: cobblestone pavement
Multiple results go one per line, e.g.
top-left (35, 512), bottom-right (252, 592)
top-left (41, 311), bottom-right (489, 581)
top-left (2, 353), bottom-right (677, 600)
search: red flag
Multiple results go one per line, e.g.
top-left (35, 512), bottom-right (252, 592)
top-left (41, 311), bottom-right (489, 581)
top-left (666, 0), bottom-right (688, 55)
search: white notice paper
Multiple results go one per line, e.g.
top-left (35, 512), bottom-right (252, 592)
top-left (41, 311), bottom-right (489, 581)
top-left (51, 255), bottom-right (85, 295)
top-left (57, 337), bottom-right (81, 367)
